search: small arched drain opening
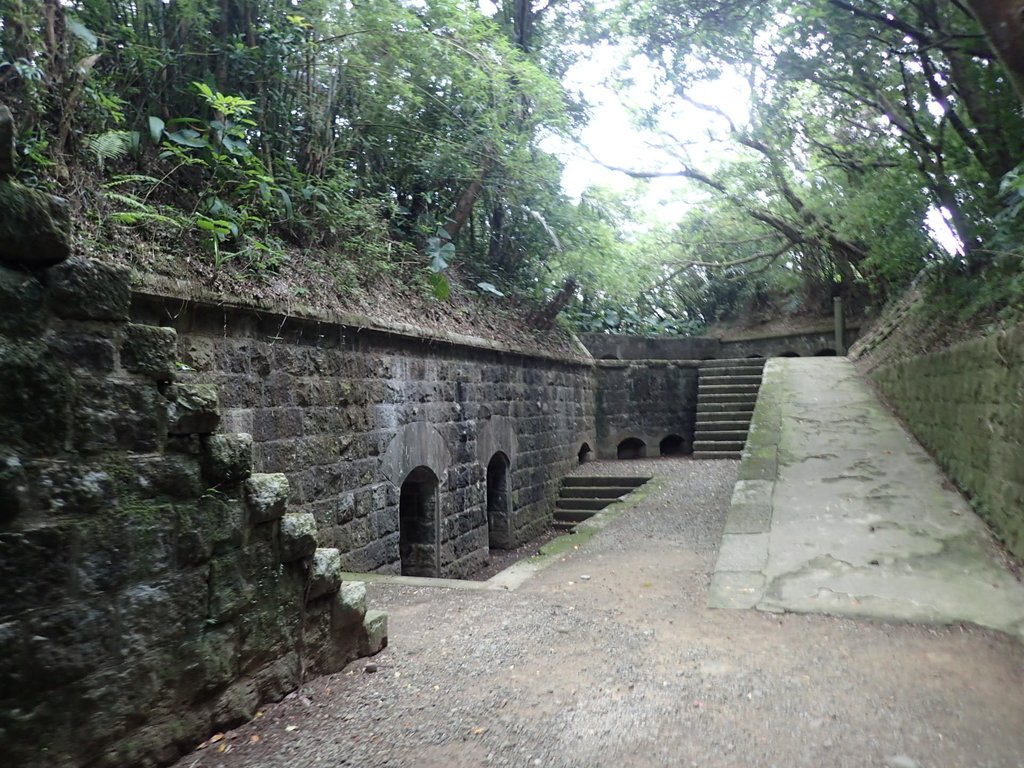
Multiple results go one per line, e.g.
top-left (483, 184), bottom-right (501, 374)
top-left (577, 442), bottom-right (593, 464)
top-left (779, 351), bottom-right (800, 358)
top-left (659, 434), bottom-right (687, 456)
top-left (815, 348), bottom-right (837, 356)
top-left (486, 452), bottom-right (512, 549)
top-left (617, 437), bottom-right (647, 460)
top-left (399, 466), bottom-right (439, 577)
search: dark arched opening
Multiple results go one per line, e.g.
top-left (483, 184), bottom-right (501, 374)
top-left (815, 348), bottom-right (837, 356)
top-left (486, 452), bottom-right (512, 549)
top-left (577, 443), bottom-right (593, 464)
top-left (617, 437), bottom-right (647, 460)
top-left (779, 351), bottom-right (800, 358)
top-left (399, 466), bottom-right (439, 577)
top-left (599, 354), bottom-right (620, 360)
top-left (659, 434), bottom-right (687, 456)
top-left (746, 354), bottom-right (764, 359)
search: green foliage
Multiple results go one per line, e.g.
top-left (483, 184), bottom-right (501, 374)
top-left (2, 0), bottom-right (575, 295)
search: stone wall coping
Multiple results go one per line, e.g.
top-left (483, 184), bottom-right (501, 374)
top-left (583, 325), bottom-right (860, 345)
top-left (133, 273), bottom-right (595, 368)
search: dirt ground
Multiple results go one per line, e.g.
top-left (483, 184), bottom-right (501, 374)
top-left (175, 458), bottom-right (1024, 768)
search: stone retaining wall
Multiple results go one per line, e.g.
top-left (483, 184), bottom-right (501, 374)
top-left (593, 361), bottom-right (698, 459)
top-left (868, 324), bottom-right (1024, 559)
top-left (0, 259), bottom-right (382, 768)
top-left (132, 291), bottom-right (596, 580)
top-left (582, 329), bottom-right (856, 360)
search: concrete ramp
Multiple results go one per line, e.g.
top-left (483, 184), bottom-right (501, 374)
top-left (710, 357), bottom-right (1024, 640)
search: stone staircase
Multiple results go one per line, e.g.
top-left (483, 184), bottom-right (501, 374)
top-left (554, 476), bottom-right (650, 530)
top-left (693, 358), bottom-right (766, 459)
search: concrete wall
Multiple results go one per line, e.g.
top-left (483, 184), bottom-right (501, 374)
top-left (869, 324), bottom-right (1024, 560)
top-left (0, 260), bottom-right (379, 768)
top-left (593, 361), bottom-right (698, 459)
top-left (581, 329), bottom-right (855, 360)
top-left (133, 292), bottom-right (596, 580)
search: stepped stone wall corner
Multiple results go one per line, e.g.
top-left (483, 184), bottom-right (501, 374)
top-left (0, 258), bottom-right (382, 768)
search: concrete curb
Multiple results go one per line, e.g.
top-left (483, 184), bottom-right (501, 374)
top-left (709, 360), bottom-right (782, 610)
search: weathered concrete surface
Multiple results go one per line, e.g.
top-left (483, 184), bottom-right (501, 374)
top-left (711, 357), bottom-right (1024, 640)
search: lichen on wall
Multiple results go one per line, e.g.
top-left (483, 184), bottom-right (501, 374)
top-left (868, 323), bottom-right (1024, 559)
top-left (0, 259), bottom-right (382, 768)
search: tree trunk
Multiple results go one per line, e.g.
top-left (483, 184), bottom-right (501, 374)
top-left (962, 0), bottom-right (1024, 108)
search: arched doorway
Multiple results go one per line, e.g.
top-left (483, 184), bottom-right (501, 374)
top-left (815, 348), bottom-right (837, 356)
top-left (577, 443), bottom-right (593, 464)
top-left (659, 434), bottom-right (687, 456)
top-left (617, 437), bottom-right (646, 460)
top-left (779, 351), bottom-right (800, 358)
top-left (399, 466), bottom-right (439, 577)
top-left (486, 452), bottom-right (512, 549)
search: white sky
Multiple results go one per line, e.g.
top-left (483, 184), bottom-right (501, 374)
top-left (540, 47), bottom-right (752, 227)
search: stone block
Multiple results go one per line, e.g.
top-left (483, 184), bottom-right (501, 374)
top-left (72, 378), bottom-right (163, 455)
top-left (0, 179), bottom-right (71, 269)
top-left (332, 581), bottom-right (366, 630)
top-left (177, 494), bottom-right (246, 565)
top-left (121, 324), bottom-right (177, 381)
top-left (35, 463), bottom-right (117, 516)
top-left (48, 257), bottom-right (130, 321)
top-left (0, 526), bottom-right (76, 616)
top-left (209, 552), bottom-right (254, 623)
top-left (0, 340), bottom-right (72, 453)
top-left (0, 454), bottom-right (30, 522)
top-left (0, 266), bottom-right (46, 337)
top-left (359, 610), bottom-right (388, 656)
top-left (122, 454), bottom-right (203, 500)
top-left (48, 332), bottom-right (116, 371)
top-left (244, 473), bottom-right (290, 523)
top-left (307, 547), bottom-right (342, 599)
top-left (279, 512), bottom-right (317, 562)
top-left (165, 381), bottom-right (220, 435)
top-left (202, 433), bottom-right (253, 486)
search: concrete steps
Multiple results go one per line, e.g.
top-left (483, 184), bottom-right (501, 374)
top-left (693, 358), bottom-right (766, 460)
top-left (553, 475), bottom-right (650, 529)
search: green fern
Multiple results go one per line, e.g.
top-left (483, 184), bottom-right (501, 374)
top-left (85, 130), bottom-right (134, 167)
top-left (103, 189), bottom-right (184, 228)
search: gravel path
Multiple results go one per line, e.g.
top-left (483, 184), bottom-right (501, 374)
top-left (175, 458), bottom-right (1024, 768)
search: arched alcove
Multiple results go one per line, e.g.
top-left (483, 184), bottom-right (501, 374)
top-left (617, 437), bottom-right (647, 460)
top-left (577, 443), bottom-right (593, 464)
top-left (486, 452), bottom-right (512, 549)
top-left (659, 434), bottom-right (687, 456)
top-left (399, 466), bottom-right (439, 577)
top-left (779, 351), bottom-right (800, 358)
top-left (599, 354), bottom-right (620, 360)
top-left (815, 348), bottom-right (837, 356)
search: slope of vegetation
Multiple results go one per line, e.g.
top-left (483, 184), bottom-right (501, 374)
top-left (2, 0), bottom-right (1022, 340)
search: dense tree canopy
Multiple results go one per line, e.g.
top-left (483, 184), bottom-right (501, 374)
top-left (1, 0), bottom-right (1021, 329)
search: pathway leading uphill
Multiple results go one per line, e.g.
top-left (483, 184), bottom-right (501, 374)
top-left (712, 357), bottom-right (1024, 639)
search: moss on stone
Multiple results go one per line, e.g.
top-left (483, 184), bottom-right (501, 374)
top-left (0, 180), bottom-right (70, 269)
top-left (0, 340), bottom-right (73, 452)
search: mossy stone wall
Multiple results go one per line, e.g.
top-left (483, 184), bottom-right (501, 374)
top-left (593, 361), bottom-right (698, 458)
top-left (0, 260), bottom-right (377, 768)
top-left (132, 293), bottom-right (597, 579)
top-left (871, 323), bottom-right (1024, 559)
